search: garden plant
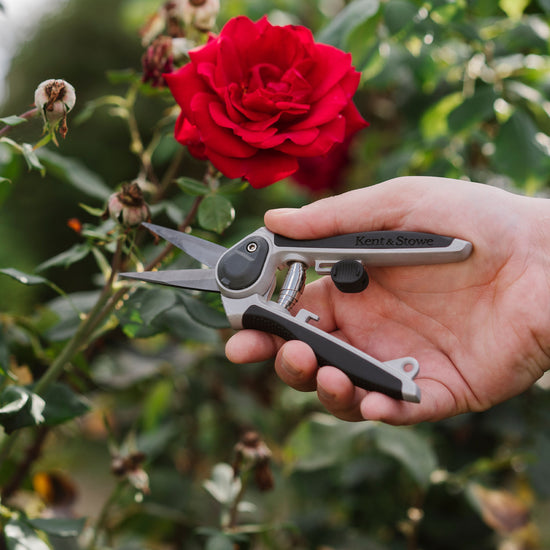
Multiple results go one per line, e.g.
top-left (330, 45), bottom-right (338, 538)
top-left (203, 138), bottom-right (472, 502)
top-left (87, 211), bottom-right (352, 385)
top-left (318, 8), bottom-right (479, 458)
top-left (1, 0), bottom-right (550, 548)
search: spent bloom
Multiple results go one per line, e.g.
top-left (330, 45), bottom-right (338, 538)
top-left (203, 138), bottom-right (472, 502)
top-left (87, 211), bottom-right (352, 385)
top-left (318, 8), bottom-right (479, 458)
top-left (34, 78), bottom-right (76, 140)
top-left (103, 182), bottom-right (151, 228)
top-left (232, 431), bottom-right (274, 492)
top-left (165, 16), bottom-right (368, 188)
top-left (181, 0), bottom-right (220, 32)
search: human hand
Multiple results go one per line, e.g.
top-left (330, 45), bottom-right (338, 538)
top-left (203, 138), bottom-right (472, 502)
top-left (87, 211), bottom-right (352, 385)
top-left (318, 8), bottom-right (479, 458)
top-left (226, 177), bottom-right (550, 424)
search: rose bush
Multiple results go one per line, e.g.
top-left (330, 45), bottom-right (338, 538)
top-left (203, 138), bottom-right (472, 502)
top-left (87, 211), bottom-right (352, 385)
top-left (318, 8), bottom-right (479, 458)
top-left (165, 15), bottom-right (367, 188)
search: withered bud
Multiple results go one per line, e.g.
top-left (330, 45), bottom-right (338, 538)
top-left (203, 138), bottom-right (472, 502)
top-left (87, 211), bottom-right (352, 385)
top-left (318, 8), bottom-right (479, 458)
top-left (142, 35), bottom-right (175, 87)
top-left (103, 182), bottom-right (151, 227)
top-left (111, 451), bottom-right (150, 494)
top-left (140, 0), bottom-right (185, 46)
top-left (232, 431), bottom-right (274, 492)
top-left (34, 79), bottom-right (76, 139)
top-left (181, 0), bottom-right (219, 32)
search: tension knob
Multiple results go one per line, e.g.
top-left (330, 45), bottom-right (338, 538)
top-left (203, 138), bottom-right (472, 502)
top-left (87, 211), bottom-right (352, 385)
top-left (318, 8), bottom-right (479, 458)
top-left (330, 260), bottom-right (369, 293)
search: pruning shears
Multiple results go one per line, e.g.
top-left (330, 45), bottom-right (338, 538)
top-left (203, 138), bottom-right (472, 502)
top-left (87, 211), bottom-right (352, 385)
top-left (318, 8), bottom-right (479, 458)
top-left (122, 223), bottom-right (472, 403)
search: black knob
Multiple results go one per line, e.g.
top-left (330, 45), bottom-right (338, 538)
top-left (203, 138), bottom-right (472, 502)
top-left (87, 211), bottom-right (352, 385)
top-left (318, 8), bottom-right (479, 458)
top-left (330, 260), bottom-right (369, 293)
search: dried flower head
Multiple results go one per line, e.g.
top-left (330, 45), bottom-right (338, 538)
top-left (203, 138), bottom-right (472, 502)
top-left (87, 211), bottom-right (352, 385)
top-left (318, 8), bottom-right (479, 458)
top-left (103, 182), bottom-right (151, 227)
top-left (232, 431), bottom-right (274, 492)
top-left (142, 35), bottom-right (175, 87)
top-left (140, 0), bottom-right (185, 46)
top-left (111, 451), bottom-right (150, 494)
top-left (34, 79), bottom-right (76, 139)
top-left (181, 0), bottom-right (219, 32)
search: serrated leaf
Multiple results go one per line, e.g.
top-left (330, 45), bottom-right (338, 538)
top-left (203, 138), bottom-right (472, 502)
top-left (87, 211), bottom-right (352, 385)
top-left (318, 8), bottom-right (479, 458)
top-left (317, 0), bottom-right (380, 47)
top-left (5, 519), bottom-right (51, 550)
top-left (37, 148), bottom-right (111, 200)
top-left (35, 243), bottom-right (91, 272)
top-left (176, 176), bottom-right (210, 196)
top-left (0, 268), bottom-right (49, 286)
top-left (0, 115), bottom-right (28, 127)
top-left (198, 194), bottom-right (235, 233)
top-left (28, 517), bottom-right (86, 538)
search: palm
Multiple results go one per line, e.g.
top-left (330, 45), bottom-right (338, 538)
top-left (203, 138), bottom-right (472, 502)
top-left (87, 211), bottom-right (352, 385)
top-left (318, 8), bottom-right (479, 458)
top-left (300, 218), bottom-right (548, 422)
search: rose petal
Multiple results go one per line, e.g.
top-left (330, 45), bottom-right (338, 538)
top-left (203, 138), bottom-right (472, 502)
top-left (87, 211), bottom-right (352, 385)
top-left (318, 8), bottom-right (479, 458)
top-left (206, 148), bottom-right (299, 188)
top-left (191, 94), bottom-right (256, 158)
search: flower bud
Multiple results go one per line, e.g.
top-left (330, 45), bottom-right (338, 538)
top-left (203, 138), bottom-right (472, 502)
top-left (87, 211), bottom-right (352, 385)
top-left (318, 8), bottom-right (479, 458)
top-left (103, 182), bottom-right (151, 228)
top-left (232, 431), bottom-right (274, 492)
top-left (34, 79), bottom-right (76, 139)
top-left (181, 0), bottom-right (219, 32)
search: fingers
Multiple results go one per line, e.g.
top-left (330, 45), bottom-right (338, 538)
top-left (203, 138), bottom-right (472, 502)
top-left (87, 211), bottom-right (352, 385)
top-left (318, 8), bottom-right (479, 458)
top-left (265, 176), bottom-right (461, 239)
top-left (225, 330), bottom-right (282, 364)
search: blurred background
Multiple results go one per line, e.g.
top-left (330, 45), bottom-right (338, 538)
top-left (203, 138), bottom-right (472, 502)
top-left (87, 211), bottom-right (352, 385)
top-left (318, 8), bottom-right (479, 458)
top-left (1, 1), bottom-right (550, 549)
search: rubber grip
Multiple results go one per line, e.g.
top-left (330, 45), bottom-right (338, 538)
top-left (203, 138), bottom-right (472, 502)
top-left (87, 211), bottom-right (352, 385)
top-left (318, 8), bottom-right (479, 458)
top-left (242, 303), bottom-right (407, 401)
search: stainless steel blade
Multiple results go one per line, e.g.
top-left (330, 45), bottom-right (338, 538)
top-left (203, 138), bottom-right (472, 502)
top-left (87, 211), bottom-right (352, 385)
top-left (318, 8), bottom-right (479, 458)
top-left (142, 222), bottom-right (227, 268)
top-left (120, 268), bottom-right (220, 292)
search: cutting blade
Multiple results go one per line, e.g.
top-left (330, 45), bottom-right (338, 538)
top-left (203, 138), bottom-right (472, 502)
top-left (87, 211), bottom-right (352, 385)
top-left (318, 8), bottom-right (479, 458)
top-left (120, 268), bottom-right (220, 292)
top-left (142, 222), bottom-right (227, 268)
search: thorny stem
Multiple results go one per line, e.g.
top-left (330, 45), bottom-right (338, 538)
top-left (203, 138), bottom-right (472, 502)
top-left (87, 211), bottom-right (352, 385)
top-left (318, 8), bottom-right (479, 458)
top-left (0, 107), bottom-right (39, 137)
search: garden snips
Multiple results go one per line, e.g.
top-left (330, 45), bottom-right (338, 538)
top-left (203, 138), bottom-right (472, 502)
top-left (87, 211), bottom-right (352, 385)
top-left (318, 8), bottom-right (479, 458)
top-left (121, 223), bottom-right (473, 403)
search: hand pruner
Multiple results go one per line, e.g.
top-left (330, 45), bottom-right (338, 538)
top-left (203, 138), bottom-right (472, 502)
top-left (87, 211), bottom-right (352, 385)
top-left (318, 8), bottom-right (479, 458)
top-left (122, 223), bottom-right (472, 403)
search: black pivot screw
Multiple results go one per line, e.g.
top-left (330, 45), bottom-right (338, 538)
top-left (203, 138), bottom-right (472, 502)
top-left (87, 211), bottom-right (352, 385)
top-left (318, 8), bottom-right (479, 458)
top-left (330, 260), bottom-right (369, 293)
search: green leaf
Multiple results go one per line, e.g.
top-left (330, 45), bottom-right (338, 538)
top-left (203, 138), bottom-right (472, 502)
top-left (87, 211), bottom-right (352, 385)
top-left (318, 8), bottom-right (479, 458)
top-left (39, 383), bottom-right (90, 426)
top-left (28, 517), bottom-right (86, 538)
top-left (499, 0), bottom-right (529, 19)
top-left (35, 243), bottom-right (90, 272)
top-left (37, 148), bottom-right (111, 200)
top-left (178, 294), bottom-right (229, 329)
top-left (0, 386), bottom-right (46, 433)
top-left (4, 519), bottom-right (51, 550)
top-left (448, 86), bottom-right (498, 133)
top-left (0, 137), bottom-right (45, 173)
top-left (384, 0), bottom-right (419, 35)
top-left (0, 268), bottom-right (49, 286)
top-left (0, 115), bottom-right (29, 127)
top-left (198, 194), bottom-right (235, 233)
top-left (373, 425), bottom-right (438, 488)
top-left (176, 177), bottom-right (210, 196)
top-left (317, 0), bottom-right (380, 47)
top-left (493, 109), bottom-right (549, 183)
top-left (119, 288), bottom-right (178, 338)
top-left (420, 92), bottom-right (463, 140)
top-left (285, 413), bottom-right (371, 471)
top-left (218, 179), bottom-right (249, 195)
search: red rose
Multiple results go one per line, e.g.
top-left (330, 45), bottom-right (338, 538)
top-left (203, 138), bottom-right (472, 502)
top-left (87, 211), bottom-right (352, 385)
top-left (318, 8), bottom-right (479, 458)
top-left (165, 16), bottom-right (367, 188)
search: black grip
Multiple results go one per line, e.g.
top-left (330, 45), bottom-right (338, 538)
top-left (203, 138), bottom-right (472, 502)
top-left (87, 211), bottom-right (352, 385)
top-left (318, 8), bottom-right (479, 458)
top-left (242, 304), bottom-right (406, 400)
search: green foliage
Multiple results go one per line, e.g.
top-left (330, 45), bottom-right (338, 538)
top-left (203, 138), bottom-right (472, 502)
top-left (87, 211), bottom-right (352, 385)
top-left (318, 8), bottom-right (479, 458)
top-left (0, 0), bottom-right (549, 549)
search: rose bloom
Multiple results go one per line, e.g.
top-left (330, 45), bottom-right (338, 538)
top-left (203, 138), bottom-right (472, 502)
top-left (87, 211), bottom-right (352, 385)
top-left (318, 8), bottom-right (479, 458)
top-left (165, 16), bottom-right (368, 188)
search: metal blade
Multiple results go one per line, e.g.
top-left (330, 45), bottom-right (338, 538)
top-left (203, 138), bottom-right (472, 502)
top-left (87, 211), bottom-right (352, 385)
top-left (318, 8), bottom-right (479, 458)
top-left (142, 222), bottom-right (227, 268)
top-left (120, 268), bottom-right (220, 292)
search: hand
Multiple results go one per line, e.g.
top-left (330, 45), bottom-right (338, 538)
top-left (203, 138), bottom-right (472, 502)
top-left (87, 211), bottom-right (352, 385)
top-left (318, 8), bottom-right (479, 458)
top-left (226, 177), bottom-right (550, 424)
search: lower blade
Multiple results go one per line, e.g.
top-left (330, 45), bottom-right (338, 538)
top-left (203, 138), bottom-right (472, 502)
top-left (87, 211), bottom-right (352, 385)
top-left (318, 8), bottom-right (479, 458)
top-left (120, 269), bottom-right (219, 292)
top-left (142, 222), bottom-right (227, 268)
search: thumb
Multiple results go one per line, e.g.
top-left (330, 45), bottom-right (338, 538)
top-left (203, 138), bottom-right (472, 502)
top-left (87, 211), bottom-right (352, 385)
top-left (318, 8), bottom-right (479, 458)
top-left (265, 176), bottom-right (460, 239)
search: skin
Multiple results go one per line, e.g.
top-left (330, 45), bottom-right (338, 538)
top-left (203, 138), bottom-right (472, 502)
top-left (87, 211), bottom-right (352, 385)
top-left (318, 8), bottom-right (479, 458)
top-left (225, 176), bottom-right (550, 425)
